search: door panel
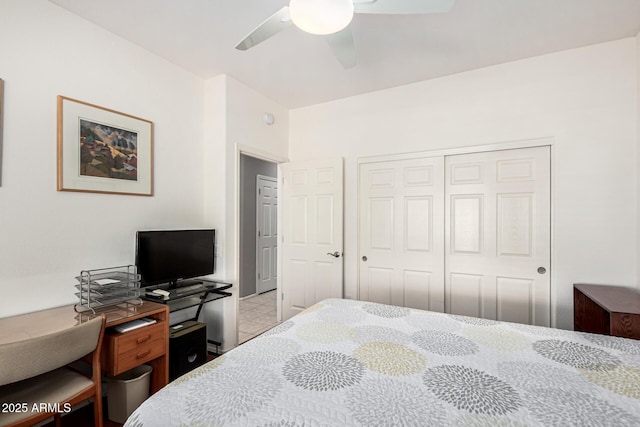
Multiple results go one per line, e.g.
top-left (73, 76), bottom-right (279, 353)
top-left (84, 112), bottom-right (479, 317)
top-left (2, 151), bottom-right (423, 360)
top-left (450, 195), bottom-right (483, 254)
top-left (445, 146), bottom-right (551, 326)
top-left (496, 276), bottom-right (534, 325)
top-left (497, 194), bottom-right (533, 256)
top-left (449, 273), bottom-right (483, 318)
top-left (405, 197), bottom-right (431, 252)
top-left (316, 195), bottom-right (334, 244)
top-left (280, 158), bottom-right (344, 320)
top-left (370, 198), bottom-right (394, 249)
top-left (404, 270), bottom-right (433, 309)
top-left (290, 259), bottom-right (308, 309)
top-left (368, 267), bottom-right (394, 305)
top-left (359, 157), bottom-right (445, 312)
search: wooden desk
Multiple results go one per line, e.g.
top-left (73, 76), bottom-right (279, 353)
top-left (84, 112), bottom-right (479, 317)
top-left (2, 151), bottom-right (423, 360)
top-left (574, 283), bottom-right (640, 339)
top-left (0, 301), bottom-right (169, 393)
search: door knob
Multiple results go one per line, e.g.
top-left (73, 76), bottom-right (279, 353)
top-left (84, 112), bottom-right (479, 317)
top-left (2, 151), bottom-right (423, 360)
top-left (537, 267), bottom-right (546, 274)
top-left (327, 251), bottom-right (341, 258)
top-left (362, 256), bottom-right (367, 262)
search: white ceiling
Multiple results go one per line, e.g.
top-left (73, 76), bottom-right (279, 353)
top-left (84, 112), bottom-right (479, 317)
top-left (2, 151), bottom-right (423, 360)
top-left (50, 0), bottom-right (640, 109)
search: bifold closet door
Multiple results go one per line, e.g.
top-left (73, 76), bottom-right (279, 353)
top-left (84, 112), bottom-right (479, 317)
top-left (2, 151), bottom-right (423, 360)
top-left (359, 157), bottom-right (445, 312)
top-left (445, 146), bottom-right (551, 326)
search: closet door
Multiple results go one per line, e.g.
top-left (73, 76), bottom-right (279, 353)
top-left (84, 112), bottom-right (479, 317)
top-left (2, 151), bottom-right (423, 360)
top-left (445, 146), bottom-right (551, 326)
top-left (359, 157), bottom-right (445, 311)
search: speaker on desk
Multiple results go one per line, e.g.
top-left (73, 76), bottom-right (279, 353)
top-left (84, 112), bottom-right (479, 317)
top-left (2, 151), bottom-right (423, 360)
top-left (169, 320), bottom-right (207, 381)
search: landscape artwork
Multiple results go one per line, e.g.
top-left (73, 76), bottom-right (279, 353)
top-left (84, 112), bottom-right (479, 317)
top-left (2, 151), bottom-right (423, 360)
top-left (57, 95), bottom-right (153, 196)
top-left (79, 119), bottom-right (138, 181)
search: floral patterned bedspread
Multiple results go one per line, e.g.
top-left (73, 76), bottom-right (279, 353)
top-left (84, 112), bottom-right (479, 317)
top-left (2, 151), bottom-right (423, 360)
top-left (125, 299), bottom-right (640, 426)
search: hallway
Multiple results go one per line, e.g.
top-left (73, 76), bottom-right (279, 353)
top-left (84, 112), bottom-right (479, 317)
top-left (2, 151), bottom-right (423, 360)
top-left (238, 290), bottom-right (278, 344)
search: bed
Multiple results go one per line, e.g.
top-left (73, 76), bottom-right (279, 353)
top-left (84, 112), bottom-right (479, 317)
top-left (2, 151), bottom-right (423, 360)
top-left (125, 299), bottom-right (640, 426)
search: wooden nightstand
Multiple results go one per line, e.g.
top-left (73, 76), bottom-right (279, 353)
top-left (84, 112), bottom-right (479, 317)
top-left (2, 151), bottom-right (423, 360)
top-left (574, 283), bottom-right (640, 339)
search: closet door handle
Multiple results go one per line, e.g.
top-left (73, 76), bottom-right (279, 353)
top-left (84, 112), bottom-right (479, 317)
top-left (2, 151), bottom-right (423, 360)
top-left (327, 251), bottom-right (341, 258)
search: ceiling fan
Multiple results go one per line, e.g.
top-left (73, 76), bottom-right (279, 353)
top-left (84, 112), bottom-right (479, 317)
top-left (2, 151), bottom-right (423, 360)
top-left (235, 0), bottom-right (455, 69)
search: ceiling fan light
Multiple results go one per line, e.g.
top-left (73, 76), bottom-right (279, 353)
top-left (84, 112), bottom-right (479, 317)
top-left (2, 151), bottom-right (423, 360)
top-left (289, 0), bottom-right (354, 35)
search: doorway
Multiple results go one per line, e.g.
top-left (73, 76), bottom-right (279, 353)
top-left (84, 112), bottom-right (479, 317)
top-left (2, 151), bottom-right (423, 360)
top-left (238, 154), bottom-right (279, 343)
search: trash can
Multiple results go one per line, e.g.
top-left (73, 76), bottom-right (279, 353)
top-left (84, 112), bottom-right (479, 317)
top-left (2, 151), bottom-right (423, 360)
top-left (106, 364), bottom-right (153, 423)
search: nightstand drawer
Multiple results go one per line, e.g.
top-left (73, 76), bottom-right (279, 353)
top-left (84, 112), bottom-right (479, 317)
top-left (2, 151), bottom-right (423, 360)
top-left (103, 322), bottom-right (167, 376)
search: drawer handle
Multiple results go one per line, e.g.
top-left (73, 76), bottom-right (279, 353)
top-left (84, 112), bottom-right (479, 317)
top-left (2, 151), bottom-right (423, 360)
top-left (136, 350), bottom-right (151, 359)
top-left (136, 335), bottom-right (151, 344)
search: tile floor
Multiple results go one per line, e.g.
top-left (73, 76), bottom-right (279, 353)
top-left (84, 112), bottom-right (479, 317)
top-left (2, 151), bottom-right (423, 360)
top-left (238, 290), bottom-right (279, 344)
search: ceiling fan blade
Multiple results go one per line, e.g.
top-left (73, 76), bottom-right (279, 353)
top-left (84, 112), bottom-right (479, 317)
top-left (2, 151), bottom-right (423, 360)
top-left (326, 26), bottom-right (357, 69)
top-left (353, 0), bottom-right (455, 14)
top-left (235, 6), bottom-right (293, 51)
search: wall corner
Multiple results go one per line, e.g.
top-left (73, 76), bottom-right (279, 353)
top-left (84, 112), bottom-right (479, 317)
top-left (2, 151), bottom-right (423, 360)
top-left (636, 32), bottom-right (640, 290)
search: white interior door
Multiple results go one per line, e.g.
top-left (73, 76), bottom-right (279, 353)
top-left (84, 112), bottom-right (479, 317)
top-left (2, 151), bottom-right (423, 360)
top-left (256, 175), bottom-right (277, 294)
top-left (445, 146), bottom-right (551, 326)
top-left (280, 158), bottom-right (344, 320)
top-left (358, 157), bottom-right (445, 311)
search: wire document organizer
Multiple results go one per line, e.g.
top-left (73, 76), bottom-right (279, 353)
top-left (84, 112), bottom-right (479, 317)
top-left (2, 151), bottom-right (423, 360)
top-left (74, 265), bottom-right (142, 313)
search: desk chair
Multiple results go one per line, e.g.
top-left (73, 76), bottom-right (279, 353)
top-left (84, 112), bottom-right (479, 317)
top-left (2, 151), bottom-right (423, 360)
top-left (0, 315), bottom-right (105, 427)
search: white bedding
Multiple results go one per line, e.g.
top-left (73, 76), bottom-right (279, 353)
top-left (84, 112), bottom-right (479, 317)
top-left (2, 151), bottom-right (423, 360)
top-left (125, 299), bottom-right (640, 426)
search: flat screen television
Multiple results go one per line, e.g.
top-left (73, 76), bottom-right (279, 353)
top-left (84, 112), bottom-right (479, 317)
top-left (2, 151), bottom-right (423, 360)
top-left (135, 229), bottom-right (215, 288)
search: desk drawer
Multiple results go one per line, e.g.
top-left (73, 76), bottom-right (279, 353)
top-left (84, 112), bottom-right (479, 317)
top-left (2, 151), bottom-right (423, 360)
top-left (117, 336), bottom-right (166, 373)
top-left (104, 322), bottom-right (167, 376)
top-left (116, 323), bottom-right (166, 353)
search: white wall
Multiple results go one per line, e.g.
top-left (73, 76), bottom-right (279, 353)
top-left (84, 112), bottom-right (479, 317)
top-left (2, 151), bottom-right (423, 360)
top-left (0, 0), bottom-right (288, 352)
top-left (289, 38), bottom-right (638, 330)
top-left (224, 76), bottom-right (289, 281)
top-left (0, 0), bottom-right (206, 317)
top-left (203, 75), bottom-right (227, 273)
top-left (203, 75), bottom-right (288, 350)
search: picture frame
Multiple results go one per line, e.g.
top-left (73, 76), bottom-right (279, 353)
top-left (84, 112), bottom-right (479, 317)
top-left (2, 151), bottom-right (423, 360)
top-left (57, 96), bottom-right (153, 196)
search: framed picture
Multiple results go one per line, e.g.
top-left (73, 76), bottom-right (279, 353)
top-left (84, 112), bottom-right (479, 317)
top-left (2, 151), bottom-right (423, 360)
top-left (57, 96), bottom-right (153, 196)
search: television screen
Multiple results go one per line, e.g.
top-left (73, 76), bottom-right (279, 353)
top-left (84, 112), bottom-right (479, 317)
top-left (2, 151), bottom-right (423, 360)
top-left (136, 229), bottom-right (215, 287)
